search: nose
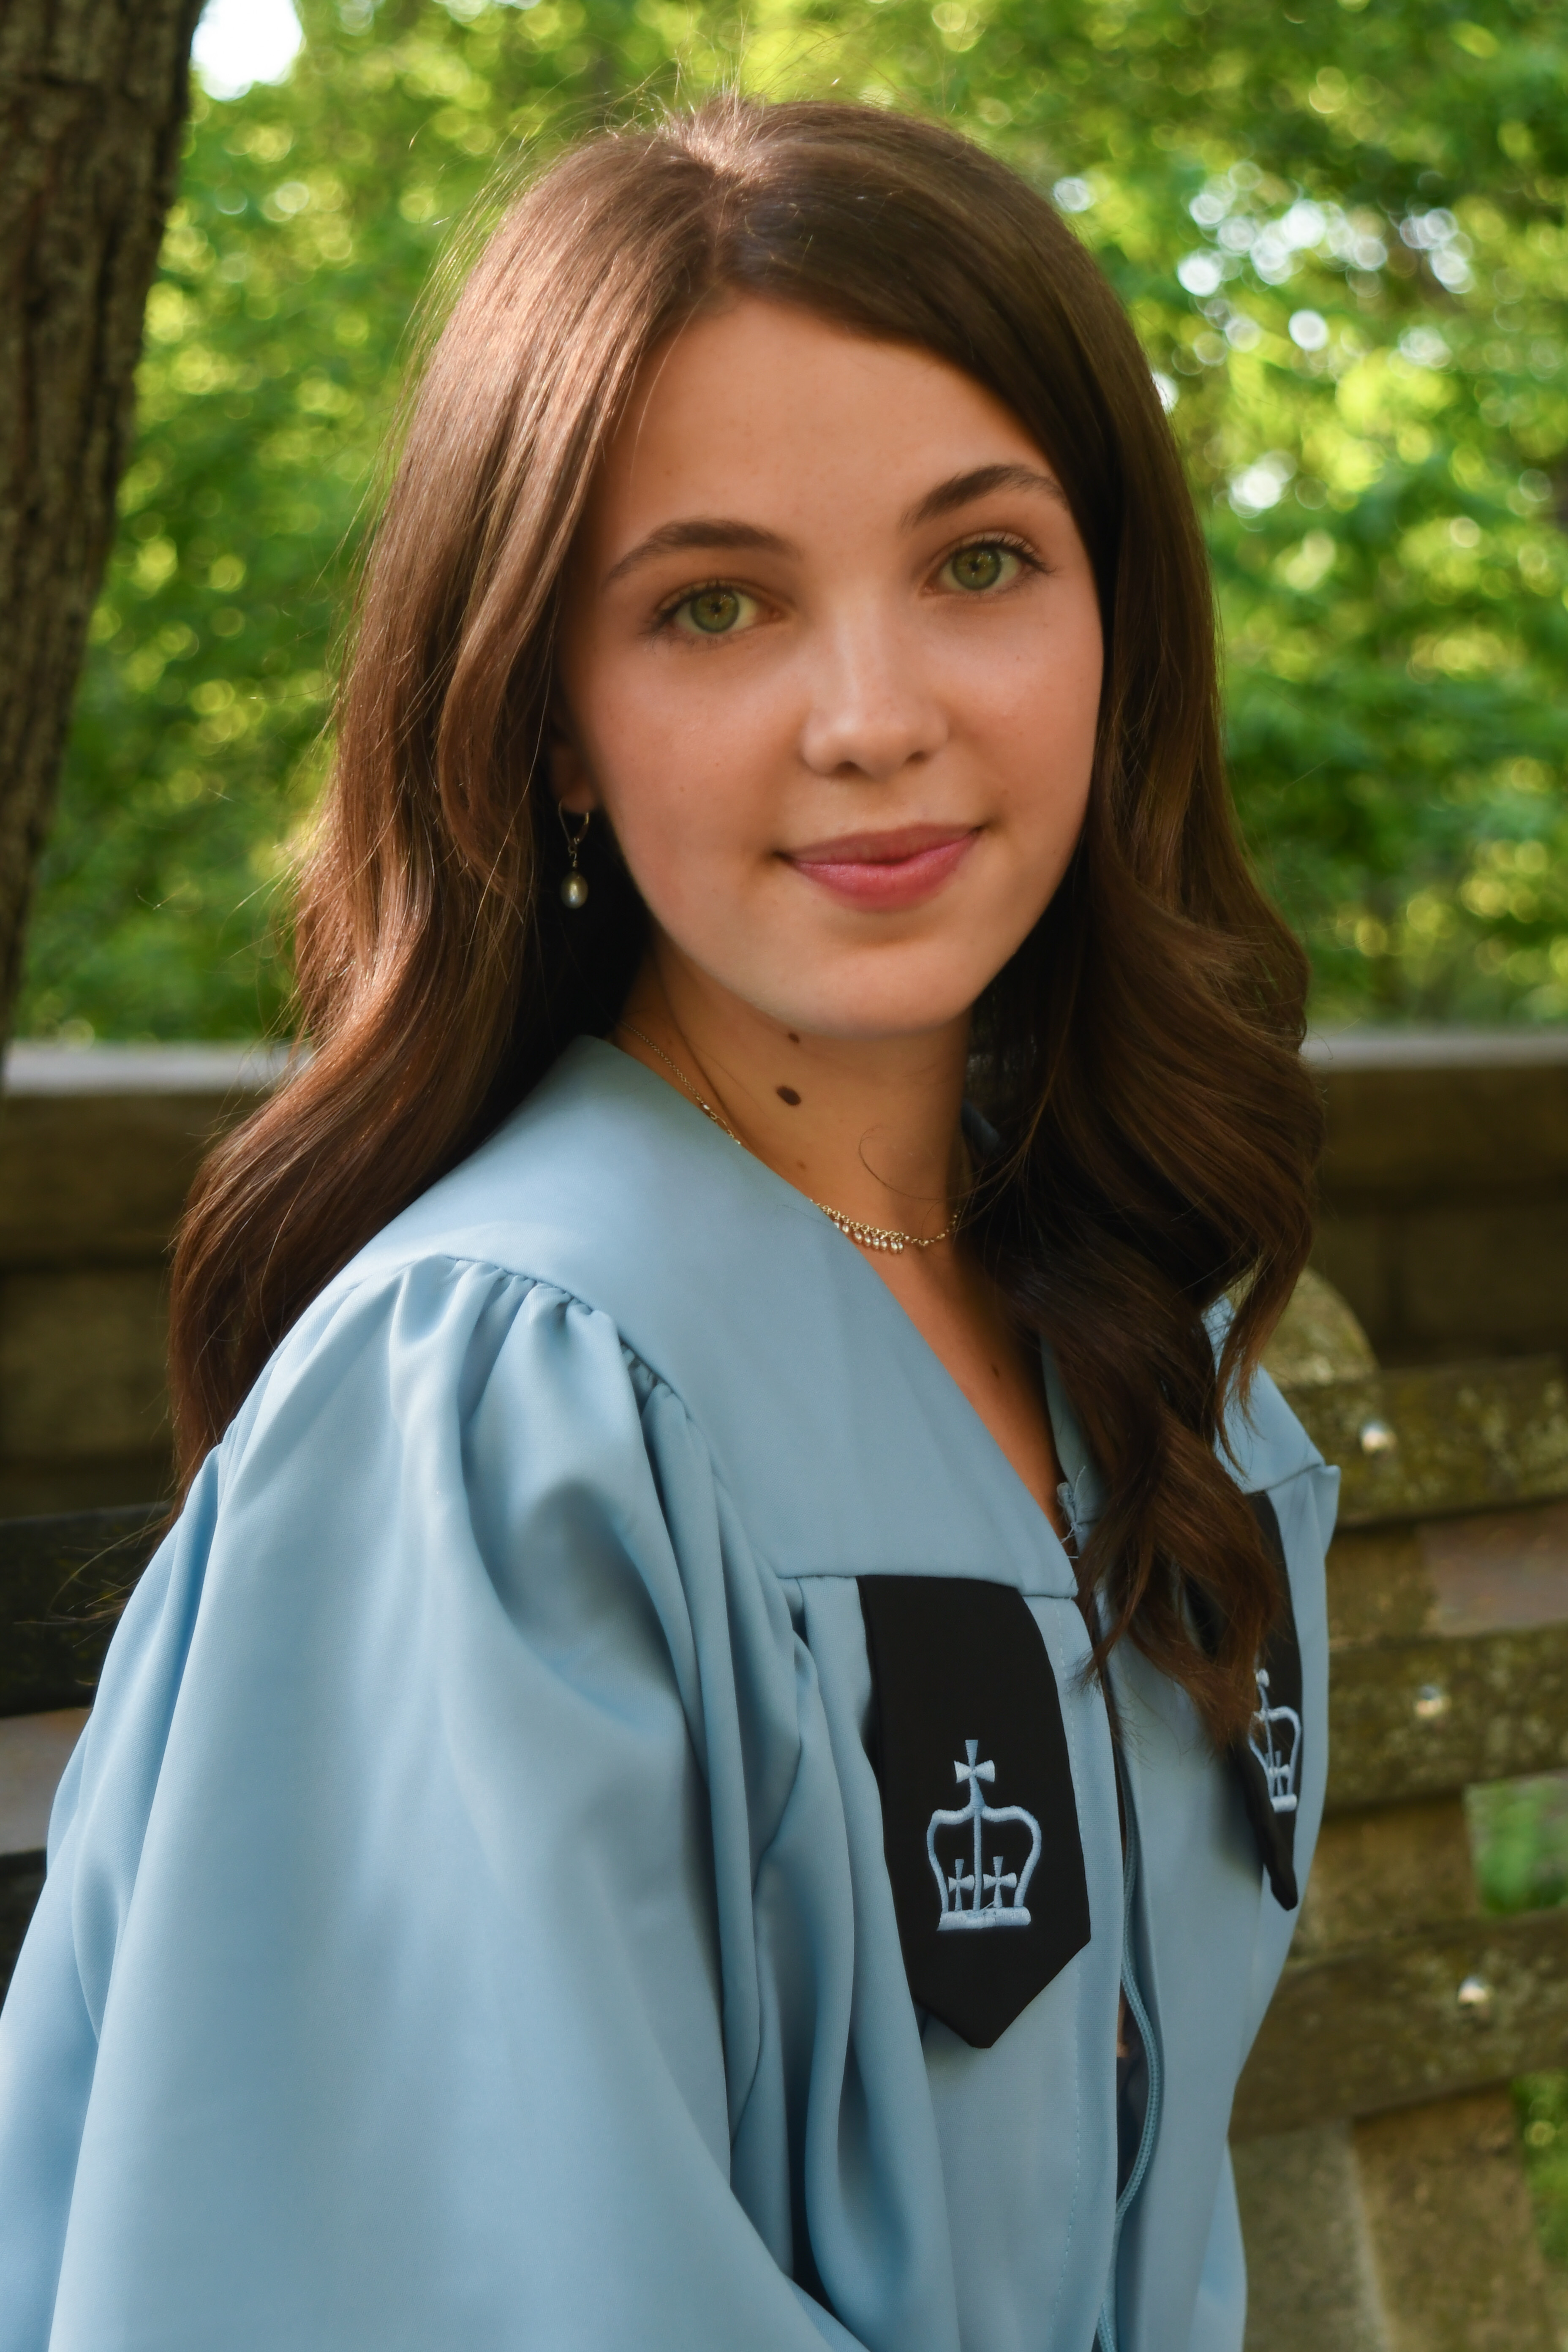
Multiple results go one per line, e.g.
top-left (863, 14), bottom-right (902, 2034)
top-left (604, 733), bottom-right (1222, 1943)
top-left (797, 609), bottom-right (949, 782)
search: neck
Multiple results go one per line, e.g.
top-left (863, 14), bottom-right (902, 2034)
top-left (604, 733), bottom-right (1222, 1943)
top-left (616, 942), bottom-right (971, 1244)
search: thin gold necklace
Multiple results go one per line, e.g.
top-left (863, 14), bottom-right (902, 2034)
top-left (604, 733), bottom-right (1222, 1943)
top-left (615, 1021), bottom-right (963, 1255)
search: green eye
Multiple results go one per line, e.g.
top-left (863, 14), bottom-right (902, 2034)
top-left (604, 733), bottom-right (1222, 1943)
top-left (943, 543), bottom-right (1021, 594)
top-left (675, 584), bottom-right (754, 636)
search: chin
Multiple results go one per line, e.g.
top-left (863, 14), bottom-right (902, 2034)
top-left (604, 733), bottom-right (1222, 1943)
top-left (738, 965), bottom-right (991, 1044)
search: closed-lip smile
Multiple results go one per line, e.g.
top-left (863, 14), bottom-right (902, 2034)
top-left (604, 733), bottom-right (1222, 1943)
top-left (782, 824), bottom-right (978, 910)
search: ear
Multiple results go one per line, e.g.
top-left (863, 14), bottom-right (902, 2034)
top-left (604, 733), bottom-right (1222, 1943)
top-left (546, 703), bottom-right (599, 817)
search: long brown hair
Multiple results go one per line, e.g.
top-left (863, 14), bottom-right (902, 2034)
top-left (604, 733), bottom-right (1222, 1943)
top-left (170, 96), bottom-right (1320, 1742)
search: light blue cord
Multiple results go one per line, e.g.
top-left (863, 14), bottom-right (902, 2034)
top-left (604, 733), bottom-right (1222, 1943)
top-left (1094, 1784), bottom-right (1162, 2352)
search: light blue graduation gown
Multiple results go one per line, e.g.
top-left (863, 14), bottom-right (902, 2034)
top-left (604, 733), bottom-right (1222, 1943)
top-left (0, 1038), bottom-right (1335, 2352)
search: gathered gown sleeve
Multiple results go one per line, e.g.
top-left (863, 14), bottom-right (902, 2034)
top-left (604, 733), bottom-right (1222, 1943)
top-left (0, 1258), bottom-right (857, 2352)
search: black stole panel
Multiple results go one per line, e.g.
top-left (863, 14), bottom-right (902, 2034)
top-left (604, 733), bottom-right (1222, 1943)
top-left (1189, 1491), bottom-right (1304, 1911)
top-left (857, 1576), bottom-right (1092, 2050)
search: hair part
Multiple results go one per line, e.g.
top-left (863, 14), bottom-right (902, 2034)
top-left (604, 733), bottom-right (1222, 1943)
top-left (169, 95), bottom-right (1321, 1744)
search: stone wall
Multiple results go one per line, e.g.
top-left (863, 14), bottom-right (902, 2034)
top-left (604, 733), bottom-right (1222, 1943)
top-left (1313, 1029), bottom-right (1568, 1368)
top-left (0, 1045), bottom-right (285, 1514)
top-left (1, 1029), bottom-right (1563, 1514)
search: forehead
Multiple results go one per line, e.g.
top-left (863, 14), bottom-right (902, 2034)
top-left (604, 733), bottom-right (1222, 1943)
top-left (583, 297), bottom-right (1054, 542)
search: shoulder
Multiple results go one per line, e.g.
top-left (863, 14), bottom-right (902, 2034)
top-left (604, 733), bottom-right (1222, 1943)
top-left (1199, 1296), bottom-right (1331, 1503)
top-left (1226, 1362), bottom-right (1328, 1496)
top-left (217, 1040), bottom-right (745, 1514)
top-left (1207, 1298), bottom-right (1341, 1575)
top-left (1226, 1365), bottom-right (1340, 1621)
top-left (313, 1037), bottom-right (658, 1304)
top-left (220, 1256), bottom-right (663, 1538)
top-left (291, 1034), bottom-right (820, 1371)
top-left (240, 1038), bottom-right (702, 1430)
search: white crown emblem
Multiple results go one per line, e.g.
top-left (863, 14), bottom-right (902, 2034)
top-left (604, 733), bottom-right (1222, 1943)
top-left (1248, 1668), bottom-right (1301, 1815)
top-left (926, 1740), bottom-right (1043, 1931)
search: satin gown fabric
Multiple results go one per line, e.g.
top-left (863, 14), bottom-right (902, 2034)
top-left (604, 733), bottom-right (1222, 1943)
top-left (0, 1039), bottom-right (1336, 2352)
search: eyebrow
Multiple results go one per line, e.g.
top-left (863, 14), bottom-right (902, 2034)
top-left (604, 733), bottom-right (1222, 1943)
top-left (600, 462), bottom-right (1067, 589)
top-left (602, 518), bottom-right (796, 588)
top-left (903, 463), bottom-right (1068, 528)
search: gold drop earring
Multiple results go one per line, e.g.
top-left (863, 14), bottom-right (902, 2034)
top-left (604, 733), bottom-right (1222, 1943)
top-left (558, 809), bottom-right (591, 909)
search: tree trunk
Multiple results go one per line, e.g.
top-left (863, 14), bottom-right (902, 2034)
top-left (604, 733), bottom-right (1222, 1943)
top-left (0, 0), bottom-right (205, 1033)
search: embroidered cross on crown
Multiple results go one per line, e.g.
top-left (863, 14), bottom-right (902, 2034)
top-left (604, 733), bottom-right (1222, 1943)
top-left (926, 1740), bottom-right (1043, 1931)
top-left (1248, 1667), bottom-right (1302, 1816)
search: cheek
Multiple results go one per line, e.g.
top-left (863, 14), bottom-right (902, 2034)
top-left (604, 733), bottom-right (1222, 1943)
top-left (982, 619), bottom-right (1103, 848)
top-left (574, 659), bottom-right (786, 875)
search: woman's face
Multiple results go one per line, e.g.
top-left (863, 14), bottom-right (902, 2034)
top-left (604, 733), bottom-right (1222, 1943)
top-left (552, 297), bottom-right (1104, 1042)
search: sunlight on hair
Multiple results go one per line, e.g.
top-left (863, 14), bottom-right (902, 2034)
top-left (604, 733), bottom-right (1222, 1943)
top-left (192, 0), bottom-right (303, 103)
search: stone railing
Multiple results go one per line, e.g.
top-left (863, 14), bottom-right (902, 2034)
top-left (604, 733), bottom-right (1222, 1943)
top-left (1307, 1026), bottom-right (1568, 1371)
top-left (1234, 1350), bottom-right (1568, 2350)
top-left (0, 1044), bottom-right (286, 1515)
top-left (0, 1027), bottom-right (1562, 1515)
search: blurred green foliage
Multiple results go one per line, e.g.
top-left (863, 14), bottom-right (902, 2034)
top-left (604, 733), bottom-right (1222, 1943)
top-left (1472, 1774), bottom-right (1568, 1914)
top-left (1517, 2073), bottom-right (1568, 2273)
top-left (21, 0), bottom-right (1568, 1040)
top-left (1471, 1778), bottom-right (1568, 2278)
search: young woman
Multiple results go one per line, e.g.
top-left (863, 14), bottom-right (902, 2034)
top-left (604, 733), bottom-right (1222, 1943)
top-left (0, 98), bottom-right (1334, 2352)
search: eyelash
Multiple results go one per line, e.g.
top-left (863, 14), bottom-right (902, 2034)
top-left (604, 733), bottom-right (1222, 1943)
top-left (649, 531), bottom-right (1045, 635)
top-left (938, 531), bottom-right (1043, 581)
top-left (651, 577), bottom-right (747, 633)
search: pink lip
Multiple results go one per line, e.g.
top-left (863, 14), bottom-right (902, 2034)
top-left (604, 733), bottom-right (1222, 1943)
top-left (784, 825), bottom-right (978, 910)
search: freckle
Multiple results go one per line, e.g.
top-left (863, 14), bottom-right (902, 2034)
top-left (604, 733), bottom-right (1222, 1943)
top-left (787, 1031), bottom-right (800, 1044)
top-left (776, 1085), bottom-right (802, 1106)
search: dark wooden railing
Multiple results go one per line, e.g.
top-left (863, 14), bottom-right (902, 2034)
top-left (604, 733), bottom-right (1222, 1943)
top-left (0, 1505), bottom-right (163, 1994)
